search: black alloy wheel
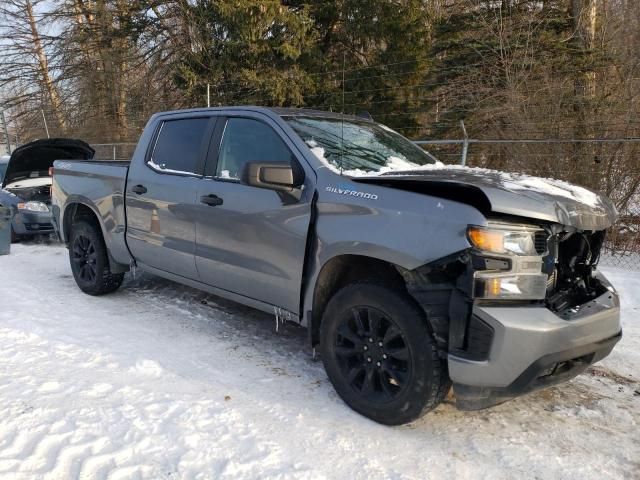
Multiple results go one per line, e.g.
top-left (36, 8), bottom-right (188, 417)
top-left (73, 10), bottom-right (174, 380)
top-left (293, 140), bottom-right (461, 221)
top-left (320, 283), bottom-right (450, 425)
top-left (334, 306), bottom-right (411, 403)
top-left (68, 219), bottom-right (124, 295)
top-left (72, 234), bottom-right (98, 283)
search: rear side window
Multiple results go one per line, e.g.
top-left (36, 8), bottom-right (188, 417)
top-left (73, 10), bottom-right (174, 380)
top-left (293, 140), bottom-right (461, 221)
top-left (149, 118), bottom-right (210, 174)
top-left (216, 118), bottom-right (293, 179)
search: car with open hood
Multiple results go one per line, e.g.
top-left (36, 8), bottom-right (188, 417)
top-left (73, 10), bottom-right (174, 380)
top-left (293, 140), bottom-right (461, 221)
top-left (1, 138), bottom-right (93, 241)
top-left (50, 107), bottom-right (621, 425)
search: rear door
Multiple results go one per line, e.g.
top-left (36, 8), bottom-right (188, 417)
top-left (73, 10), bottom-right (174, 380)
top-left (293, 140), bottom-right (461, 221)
top-left (194, 115), bottom-right (313, 312)
top-left (126, 115), bottom-right (216, 279)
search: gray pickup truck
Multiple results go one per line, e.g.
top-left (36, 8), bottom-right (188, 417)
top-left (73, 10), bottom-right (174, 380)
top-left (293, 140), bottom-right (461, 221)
top-left (52, 107), bottom-right (621, 425)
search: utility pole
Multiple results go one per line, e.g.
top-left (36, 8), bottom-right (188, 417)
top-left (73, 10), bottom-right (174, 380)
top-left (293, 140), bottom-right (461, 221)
top-left (207, 83), bottom-right (211, 108)
top-left (41, 109), bottom-right (50, 138)
top-left (459, 120), bottom-right (469, 166)
top-left (0, 110), bottom-right (11, 155)
top-left (14, 120), bottom-right (19, 147)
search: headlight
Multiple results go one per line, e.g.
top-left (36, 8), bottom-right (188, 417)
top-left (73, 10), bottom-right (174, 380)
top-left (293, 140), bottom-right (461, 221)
top-left (474, 273), bottom-right (548, 300)
top-left (17, 201), bottom-right (49, 212)
top-left (468, 222), bottom-right (544, 256)
top-left (469, 221), bottom-right (549, 300)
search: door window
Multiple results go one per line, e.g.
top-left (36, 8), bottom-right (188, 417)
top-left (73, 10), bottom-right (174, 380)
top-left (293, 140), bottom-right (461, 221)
top-left (216, 118), bottom-right (293, 179)
top-left (149, 118), bottom-right (210, 175)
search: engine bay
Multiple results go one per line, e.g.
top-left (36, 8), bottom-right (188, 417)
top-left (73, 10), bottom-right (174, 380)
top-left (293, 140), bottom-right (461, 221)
top-left (4, 173), bottom-right (53, 204)
top-left (544, 229), bottom-right (608, 313)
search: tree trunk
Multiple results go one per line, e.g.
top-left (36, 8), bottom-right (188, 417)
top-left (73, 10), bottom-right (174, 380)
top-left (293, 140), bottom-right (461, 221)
top-left (571, 0), bottom-right (598, 188)
top-left (25, 0), bottom-right (67, 133)
top-left (114, 0), bottom-right (129, 141)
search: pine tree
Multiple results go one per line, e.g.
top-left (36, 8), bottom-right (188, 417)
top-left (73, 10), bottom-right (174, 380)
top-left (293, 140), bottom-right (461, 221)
top-left (171, 0), bottom-right (317, 107)
top-left (298, 0), bottom-right (434, 135)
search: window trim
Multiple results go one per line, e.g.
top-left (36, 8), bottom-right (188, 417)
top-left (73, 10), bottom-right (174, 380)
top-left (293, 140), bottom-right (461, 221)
top-left (203, 116), bottom-right (229, 179)
top-left (203, 115), bottom-right (302, 183)
top-left (145, 116), bottom-right (217, 177)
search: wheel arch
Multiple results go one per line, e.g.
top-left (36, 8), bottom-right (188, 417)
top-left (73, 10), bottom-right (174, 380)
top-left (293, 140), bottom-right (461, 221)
top-left (63, 199), bottom-right (128, 273)
top-left (63, 201), bottom-right (99, 242)
top-left (304, 250), bottom-right (469, 354)
top-left (307, 254), bottom-right (410, 347)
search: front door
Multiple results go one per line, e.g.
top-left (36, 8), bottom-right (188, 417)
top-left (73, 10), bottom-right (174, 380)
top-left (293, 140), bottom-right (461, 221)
top-left (126, 116), bottom-right (214, 279)
top-left (195, 116), bottom-right (312, 312)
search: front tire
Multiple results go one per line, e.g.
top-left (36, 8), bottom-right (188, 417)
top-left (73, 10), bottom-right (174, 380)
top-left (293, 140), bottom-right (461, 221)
top-left (69, 220), bottom-right (124, 295)
top-left (320, 283), bottom-right (450, 425)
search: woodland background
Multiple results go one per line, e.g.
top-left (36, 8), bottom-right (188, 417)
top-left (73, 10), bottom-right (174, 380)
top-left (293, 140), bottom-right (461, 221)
top-left (0, 0), bottom-right (639, 252)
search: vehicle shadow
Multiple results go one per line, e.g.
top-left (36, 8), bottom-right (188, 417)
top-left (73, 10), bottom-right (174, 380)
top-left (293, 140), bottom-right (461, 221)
top-left (113, 271), bottom-right (636, 435)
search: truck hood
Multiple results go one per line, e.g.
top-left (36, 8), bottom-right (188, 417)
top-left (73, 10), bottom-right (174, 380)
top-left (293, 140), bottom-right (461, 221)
top-left (353, 165), bottom-right (617, 231)
top-left (2, 138), bottom-right (94, 190)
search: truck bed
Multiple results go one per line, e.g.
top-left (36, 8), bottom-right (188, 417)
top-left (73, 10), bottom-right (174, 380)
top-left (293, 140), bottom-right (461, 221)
top-left (52, 158), bottom-right (133, 268)
top-left (56, 159), bottom-right (131, 165)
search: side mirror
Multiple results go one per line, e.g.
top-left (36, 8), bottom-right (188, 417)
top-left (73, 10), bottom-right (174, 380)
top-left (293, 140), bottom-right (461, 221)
top-left (241, 162), bottom-right (303, 192)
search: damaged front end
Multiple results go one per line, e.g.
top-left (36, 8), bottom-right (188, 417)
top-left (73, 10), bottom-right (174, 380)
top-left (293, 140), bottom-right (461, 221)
top-left (544, 228), bottom-right (609, 313)
top-left (400, 219), bottom-right (621, 411)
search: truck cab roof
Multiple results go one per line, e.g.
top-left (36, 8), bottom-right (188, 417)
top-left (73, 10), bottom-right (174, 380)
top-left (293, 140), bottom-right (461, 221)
top-left (151, 106), bottom-right (373, 123)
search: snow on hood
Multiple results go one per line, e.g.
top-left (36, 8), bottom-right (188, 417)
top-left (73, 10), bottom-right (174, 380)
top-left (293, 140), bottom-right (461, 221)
top-left (384, 163), bottom-right (604, 210)
top-left (307, 139), bottom-right (616, 229)
top-left (380, 165), bottom-right (618, 230)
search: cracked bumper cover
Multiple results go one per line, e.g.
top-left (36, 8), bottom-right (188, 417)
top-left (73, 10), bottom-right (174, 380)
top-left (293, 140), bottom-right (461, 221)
top-left (449, 274), bottom-right (621, 410)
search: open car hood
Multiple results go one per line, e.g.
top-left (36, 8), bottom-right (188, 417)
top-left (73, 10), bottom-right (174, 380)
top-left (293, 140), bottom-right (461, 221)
top-left (353, 166), bottom-right (618, 231)
top-left (2, 138), bottom-right (94, 188)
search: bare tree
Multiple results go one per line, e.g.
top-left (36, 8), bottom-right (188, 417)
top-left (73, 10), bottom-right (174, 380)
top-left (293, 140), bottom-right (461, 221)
top-left (0, 0), bottom-right (66, 134)
top-left (25, 0), bottom-right (67, 131)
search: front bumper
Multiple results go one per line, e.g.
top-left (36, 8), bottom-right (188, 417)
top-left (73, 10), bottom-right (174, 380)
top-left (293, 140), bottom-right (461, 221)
top-left (12, 210), bottom-right (56, 236)
top-left (449, 275), bottom-right (621, 410)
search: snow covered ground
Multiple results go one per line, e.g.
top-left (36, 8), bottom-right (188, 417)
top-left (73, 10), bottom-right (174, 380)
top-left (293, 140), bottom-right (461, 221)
top-left (0, 243), bottom-right (638, 480)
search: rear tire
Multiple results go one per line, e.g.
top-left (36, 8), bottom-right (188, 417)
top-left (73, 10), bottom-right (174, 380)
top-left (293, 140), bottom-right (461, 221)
top-left (320, 283), bottom-right (450, 425)
top-left (69, 220), bottom-right (124, 295)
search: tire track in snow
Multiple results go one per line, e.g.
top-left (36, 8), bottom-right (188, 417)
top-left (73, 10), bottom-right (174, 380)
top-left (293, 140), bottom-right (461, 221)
top-left (0, 329), bottom-right (310, 479)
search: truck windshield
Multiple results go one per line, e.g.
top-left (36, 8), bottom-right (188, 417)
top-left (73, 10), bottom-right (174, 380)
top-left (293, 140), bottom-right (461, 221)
top-left (283, 116), bottom-right (437, 175)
